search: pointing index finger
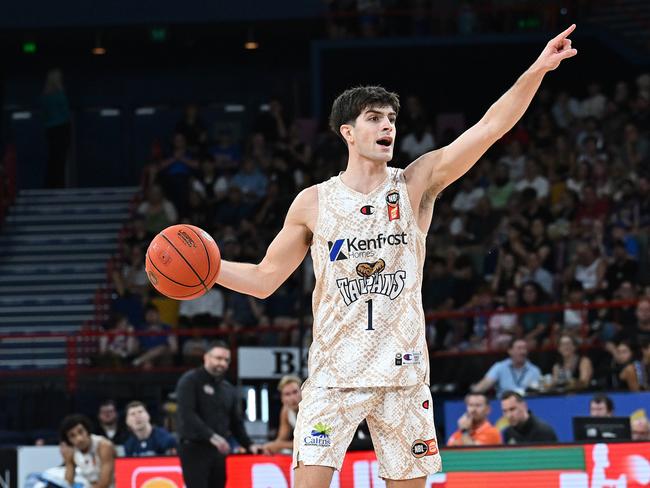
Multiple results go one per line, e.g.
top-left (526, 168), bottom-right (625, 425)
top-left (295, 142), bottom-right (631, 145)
top-left (554, 23), bottom-right (576, 41)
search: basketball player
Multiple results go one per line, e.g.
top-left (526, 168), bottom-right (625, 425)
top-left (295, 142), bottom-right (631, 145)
top-left (215, 25), bottom-right (577, 487)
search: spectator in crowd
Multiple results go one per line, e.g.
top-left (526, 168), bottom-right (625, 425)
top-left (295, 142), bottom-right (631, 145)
top-left (447, 392), bottom-right (501, 446)
top-left (42, 68), bottom-right (71, 189)
top-left (631, 417), bottom-right (650, 441)
top-left (60, 414), bottom-right (115, 488)
top-left (112, 244), bottom-right (149, 300)
top-left (175, 341), bottom-right (263, 488)
top-left (589, 394), bottom-right (614, 417)
top-left (499, 140), bottom-right (527, 181)
top-left (157, 133), bottom-right (199, 214)
top-left (451, 173), bottom-right (485, 213)
top-left (230, 158), bottom-right (269, 202)
top-left (550, 334), bottom-right (593, 391)
top-left (604, 340), bottom-right (635, 390)
top-left (486, 162), bottom-right (515, 210)
top-left (210, 129), bottom-right (241, 170)
top-left (620, 339), bottom-right (650, 391)
top-left (192, 155), bottom-right (229, 211)
top-left (263, 375), bottom-right (302, 454)
top-left (94, 400), bottom-right (129, 445)
top-left (500, 391), bottom-right (558, 444)
top-left (97, 314), bottom-right (138, 367)
top-left (519, 281), bottom-right (552, 347)
top-left (472, 338), bottom-right (542, 396)
top-left (213, 186), bottom-right (256, 229)
top-left (517, 252), bottom-right (554, 296)
top-left (399, 119), bottom-right (435, 161)
top-left (487, 288), bottom-right (519, 350)
top-left (491, 252), bottom-right (519, 298)
top-left (175, 104), bottom-right (208, 155)
top-left (604, 240), bottom-right (637, 298)
top-left (124, 401), bottom-right (177, 456)
top-left (132, 304), bottom-right (178, 369)
top-left (514, 160), bottom-right (549, 200)
top-left (125, 215), bottom-right (153, 251)
top-left (552, 280), bottom-right (588, 339)
top-left (179, 286), bottom-right (225, 328)
top-left (635, 298), bottom-right (650, 344)
top-left (567, 242), bottom-right (607, 297)
top-left (137, 184), bottom-right (178, 235)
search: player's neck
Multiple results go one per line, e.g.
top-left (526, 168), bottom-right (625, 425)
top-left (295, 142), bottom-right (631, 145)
top-left (341, 158), bottom-right (389, 194)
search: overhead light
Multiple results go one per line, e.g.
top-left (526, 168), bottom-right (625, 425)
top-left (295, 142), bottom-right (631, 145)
top-left (93, 32), bottom-right (106, 55)
top-left (244, 28), bottom-right (258, 50)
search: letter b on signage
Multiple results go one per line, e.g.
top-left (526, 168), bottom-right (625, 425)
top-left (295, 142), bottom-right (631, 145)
top-left (273, 352), bottom-right (297, 375)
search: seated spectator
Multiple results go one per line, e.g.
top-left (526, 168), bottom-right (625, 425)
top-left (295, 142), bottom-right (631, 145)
top-left (552, 280), bottom-right (589, 339)
top-left (517, 252), bottom-right (554, 297)
top-left (175, 104), bottom-right (207, 155)
top-left (192, 156), bottom-right (229, 210)
top-left (589, 394), bottom-right (614, 417)
top-left (620, 339), bottom-right (650, 391)
top-left (182, 190), bottom-right (209, 229)
top-left (491, 252), bottom-right (519, 298)
top-left (60, 414), bottom-right (116, 488)
top-left (500, 391), bottom-right (558, 444)
top-left (447, 392), bottom-right (501, 446)
top-left (603, 340), bottom-right (635, 390)
top-left (574, 185), bottom-right (610, 228)
top-left (210, 128), bottom-right (241, 170)
top-left (472, 338), bottom-right (542, 397)
top-left (125, 214), bottom-right (153, 251)
top-left (94, 400), bottom-right (129, 445)
top-left (263, 375), bottom-right (302, 454)
top-left (137, 184), bottom-right (178, 235)
top-left (132, 304), bottom-right (178, 369)
top-left (112, 244), bottom-right (149, 300)
top-left (399, 119), bottom-right (435, 161)
top-left (124, 401), bottom-right (177, 456)
top-left (635, 298), bottom-right (650, 344)
top-left (230, 158), bottom-right (268, 202)
top-left (451, 175), bottom-right (485, 213)
top-left (498, 140), bottom-right (526, 181)
top-left (213, 186), bottom-right (256, 229)
top-left (486, 163), bottom-right (515, 210)
top-left (519, 282), bottom-right (552, 347)
top-left (631, 417), bottom-right (650, 441)
top-left (514, 159), bottom-right (549, 200)
top-left (550, 334), bottom-right (593, 391)
top-left (178, 286), bottom-right (225, 328)
top-left (567, 242), bottom-right (607, 298)
top-left (487, 288), bottom-right (519, 350)
top-left (97, 314), bottom-right (138, 367)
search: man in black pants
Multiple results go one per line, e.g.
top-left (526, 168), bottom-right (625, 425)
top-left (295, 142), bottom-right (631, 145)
top-left (175, 341), bottom-right (263, 488)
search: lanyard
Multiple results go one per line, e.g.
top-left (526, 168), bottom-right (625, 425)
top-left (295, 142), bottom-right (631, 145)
top-left (509, 364), bottom-right (528, 387)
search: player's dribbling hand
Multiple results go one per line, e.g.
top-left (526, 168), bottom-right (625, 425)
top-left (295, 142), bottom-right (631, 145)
top-left (533, 24), bottom-right (578, 72)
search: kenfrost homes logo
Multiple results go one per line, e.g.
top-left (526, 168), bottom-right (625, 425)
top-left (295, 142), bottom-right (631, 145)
top-left (327, 232), bottom-right (407, 262)
top-left (304, 422), bottom-right (332, 447)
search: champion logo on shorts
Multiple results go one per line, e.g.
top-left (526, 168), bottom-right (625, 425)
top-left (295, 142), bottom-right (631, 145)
top-left (411, 438), bottom-right (438, 458)
top-left (304, 423), bottom-right (332, 447)
top-left (395, 351), bottom-right (421, 366)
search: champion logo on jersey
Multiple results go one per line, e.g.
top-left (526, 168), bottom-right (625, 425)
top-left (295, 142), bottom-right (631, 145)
top-left (360, 205), bottom-right (375, 215)
top-left (328, 239), bottom-right (347, 261)
top-left (422, 400), bottom-right (430, 409)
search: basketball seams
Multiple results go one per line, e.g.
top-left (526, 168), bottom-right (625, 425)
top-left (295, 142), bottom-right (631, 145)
top-left (184, 225), bottom-right (211, 282)
top-left (188, 226), bottom-right (221, 287)
top-left (159, 234), bottom-right (208, 293)
top-left (146, 251), bottom-right (202, 288)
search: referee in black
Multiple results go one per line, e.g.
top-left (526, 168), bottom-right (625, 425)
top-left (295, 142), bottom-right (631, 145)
top-left (175, 340), bottom-right (263, 488)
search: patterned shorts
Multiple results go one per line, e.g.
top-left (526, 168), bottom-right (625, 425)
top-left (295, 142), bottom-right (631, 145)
top-left (292, 382), bottom-right (442, 480)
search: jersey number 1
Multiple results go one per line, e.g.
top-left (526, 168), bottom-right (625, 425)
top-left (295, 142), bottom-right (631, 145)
top-left (365, 299), bottom-right (374, 330)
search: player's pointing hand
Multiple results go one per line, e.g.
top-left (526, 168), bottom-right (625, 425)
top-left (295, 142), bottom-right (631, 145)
top-left (534, 23), bottom-right (578, 72)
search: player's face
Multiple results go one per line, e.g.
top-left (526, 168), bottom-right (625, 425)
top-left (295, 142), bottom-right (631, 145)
top-left (126, 406), bottom-right (151, 430)
top-left (281, 383), bottom-right (302, 409)
top-left (204, 346), bottom-right (231, 376)
top-left (466, 395), bottom-right (489, 422)
top-left (346, 106), bottom-right (396, 163)
top-left (67, 424), bottom-right (91, 451)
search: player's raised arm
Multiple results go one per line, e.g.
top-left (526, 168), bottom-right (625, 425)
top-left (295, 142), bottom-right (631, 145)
top-left (406, 24), bottom-right (578, 197)
top-left (215, 186), bottom-right (316, 299)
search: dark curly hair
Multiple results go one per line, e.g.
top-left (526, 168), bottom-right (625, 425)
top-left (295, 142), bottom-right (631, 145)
top-left (328, 86), bottom-right (400, 142)
top-left (59, 414), bottom-right (94, 445)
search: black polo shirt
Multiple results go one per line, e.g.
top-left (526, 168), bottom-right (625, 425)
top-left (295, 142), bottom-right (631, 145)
top-left (175, 367), bottom-right (252, 449)
top-left (503, 411), bottom-right (558, 444)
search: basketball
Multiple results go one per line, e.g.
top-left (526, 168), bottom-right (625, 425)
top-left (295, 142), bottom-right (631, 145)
top-left (145, 224), bottom-right (221, 300)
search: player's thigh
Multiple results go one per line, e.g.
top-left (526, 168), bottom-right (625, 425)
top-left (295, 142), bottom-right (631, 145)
top-left (366, 383), bottom-right (441, 481)
top-left (294, 461), bottom-right (336, 488)
top-left (385, 477), bottom-right (427, 488)
top-left (292, 385), bottom-right (369, 472)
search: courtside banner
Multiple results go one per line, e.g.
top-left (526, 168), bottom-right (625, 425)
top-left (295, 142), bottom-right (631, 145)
top-left (114, 443), bottom-right (650, 487)
top-left (237, 347), bottom-right (305, 379)
top-left (0, 448), bottom-right (17, 488)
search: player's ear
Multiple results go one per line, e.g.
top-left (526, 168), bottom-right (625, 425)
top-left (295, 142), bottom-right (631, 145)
top-left (340, 124), bottom-right (354, 144)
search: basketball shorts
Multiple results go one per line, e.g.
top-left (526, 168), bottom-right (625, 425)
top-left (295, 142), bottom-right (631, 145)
top-left (292, 382), bottom-right (442, 480)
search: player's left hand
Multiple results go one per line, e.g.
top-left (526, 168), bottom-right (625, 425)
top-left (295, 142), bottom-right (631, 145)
top-left (534, 24), bottom-right (578, 72)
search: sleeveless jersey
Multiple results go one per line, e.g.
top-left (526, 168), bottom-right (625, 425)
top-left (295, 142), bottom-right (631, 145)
top-left (73, 434), bottom-right (113, 487)
top-left (308, 167), bottom-right (429, 387)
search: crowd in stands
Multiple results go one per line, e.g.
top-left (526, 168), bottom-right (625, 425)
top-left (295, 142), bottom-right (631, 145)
top-left (103, 71), bottom-right (650, 392)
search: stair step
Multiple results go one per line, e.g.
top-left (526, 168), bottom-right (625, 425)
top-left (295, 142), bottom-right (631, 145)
top-left (0, 314), bottom-right (90, 324)
top-left (10, 204), bottom-right (129, 215)
top-left (0, 253), bottom-right (112, 264)
top-left (19, 187), bottom-right (138, 197)
top-left (0, 294), bottom-right (94, 305)
top-left (0, 283), bottom-right (104, 294)
top-left (0, 273), bottom-right (105, 283)
top-left (0, 243), bottom-right (117, 254)
top-left (0, 264), bottom-right (105, 274)
top-left (0, 233), bottom-right (116, 244)
top-left (4, 223), bottom-right (123, 234)
top-left (0, 324), bottom-right (84, 333)
top-left (0, 304), bottom-right (95, 314)
top-left (15, 194), bottom-right (135, 205)
top-left (0, 358), bottom-right (68, 369)
top-left (6, 213), bottom-right (128, 224)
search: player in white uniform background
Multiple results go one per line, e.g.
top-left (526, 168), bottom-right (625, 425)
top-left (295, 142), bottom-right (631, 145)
top-left (215, 25), bottom-right (577, 488)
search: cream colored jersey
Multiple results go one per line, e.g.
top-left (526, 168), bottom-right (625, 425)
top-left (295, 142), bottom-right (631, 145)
top-left (308, 167), bottom-right (429, 387)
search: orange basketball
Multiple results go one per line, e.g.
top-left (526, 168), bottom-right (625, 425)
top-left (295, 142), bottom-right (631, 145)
top-left (145, 224), bottom-right (221, 300)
